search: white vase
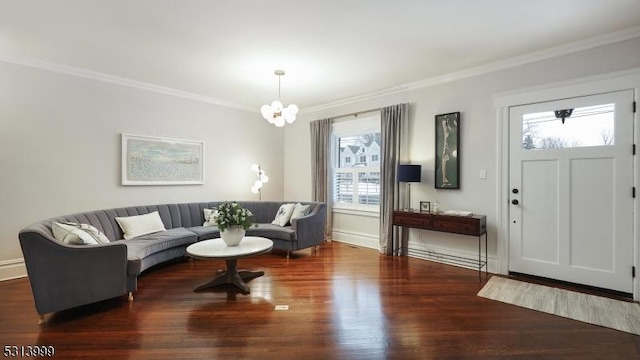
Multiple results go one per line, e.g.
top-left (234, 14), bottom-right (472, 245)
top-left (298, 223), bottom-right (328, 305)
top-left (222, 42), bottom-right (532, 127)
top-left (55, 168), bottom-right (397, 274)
top-left (220, 226), bottom-right (246, 246)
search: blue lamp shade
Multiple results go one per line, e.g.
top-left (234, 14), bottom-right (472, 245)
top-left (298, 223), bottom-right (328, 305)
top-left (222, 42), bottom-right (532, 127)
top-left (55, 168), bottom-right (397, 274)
top-left (398, 165), bottom-right (422, 182)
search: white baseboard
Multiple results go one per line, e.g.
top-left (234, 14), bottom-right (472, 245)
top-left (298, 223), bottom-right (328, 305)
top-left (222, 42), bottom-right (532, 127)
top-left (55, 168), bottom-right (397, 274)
top-left (408, 243), bottom-right (498, 273)
top-left (0, 258), bottom-right (27, 281)
top-left (331, 229), bottom-right (379, 250)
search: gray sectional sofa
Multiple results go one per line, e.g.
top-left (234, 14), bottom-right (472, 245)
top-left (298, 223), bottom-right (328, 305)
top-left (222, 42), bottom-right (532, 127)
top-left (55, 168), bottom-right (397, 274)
top-left (18, 201), bottom-right (326, 322)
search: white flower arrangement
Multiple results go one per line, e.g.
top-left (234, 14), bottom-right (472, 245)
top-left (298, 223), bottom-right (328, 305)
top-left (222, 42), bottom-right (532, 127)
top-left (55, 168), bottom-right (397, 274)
top-left (212, 202), bottom-right (256, 232)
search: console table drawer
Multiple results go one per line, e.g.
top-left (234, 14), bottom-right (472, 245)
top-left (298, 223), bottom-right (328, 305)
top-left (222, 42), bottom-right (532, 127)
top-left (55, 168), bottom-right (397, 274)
top-left (432, 219), bottom-right (478, 235)
top-left (392, 210), bottom-right (486, 236)
top-left (393, 214), bottom-right (431, 228)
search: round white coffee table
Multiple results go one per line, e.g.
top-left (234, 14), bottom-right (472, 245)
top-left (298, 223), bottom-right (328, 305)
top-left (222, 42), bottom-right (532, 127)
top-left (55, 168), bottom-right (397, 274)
top-left (186, 236), bottom-right (273, 294)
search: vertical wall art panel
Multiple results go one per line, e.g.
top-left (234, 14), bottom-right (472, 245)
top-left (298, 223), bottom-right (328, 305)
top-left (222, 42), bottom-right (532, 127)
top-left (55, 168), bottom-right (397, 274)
top-left (434, 112), bottom-right (460, 189)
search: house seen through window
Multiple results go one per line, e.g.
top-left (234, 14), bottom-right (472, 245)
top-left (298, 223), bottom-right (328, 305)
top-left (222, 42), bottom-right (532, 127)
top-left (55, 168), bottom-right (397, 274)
top-left (333, 117), bottom-right (381, 209)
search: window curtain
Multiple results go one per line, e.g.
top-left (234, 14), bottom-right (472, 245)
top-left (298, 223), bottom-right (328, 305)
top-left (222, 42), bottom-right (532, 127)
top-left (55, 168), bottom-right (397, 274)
top-left (310, 118), bottom-right (333, 240)
top-left (379, 103), bottom-right (409, 255)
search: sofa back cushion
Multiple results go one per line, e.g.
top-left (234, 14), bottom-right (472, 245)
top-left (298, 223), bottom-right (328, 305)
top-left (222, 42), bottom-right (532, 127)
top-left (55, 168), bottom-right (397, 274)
top-left (38, 204), bottom-right (182, 241)
top-left (176, 202), bottom-right (222, 228)
top-left (22, 201), bottom-right (323, 243)
top-left (174, 201), bottom-right (293, 226)
top-left (239, 202), bottom-right (287, 223)
top-left (173, 201), bottom-right (322, 227)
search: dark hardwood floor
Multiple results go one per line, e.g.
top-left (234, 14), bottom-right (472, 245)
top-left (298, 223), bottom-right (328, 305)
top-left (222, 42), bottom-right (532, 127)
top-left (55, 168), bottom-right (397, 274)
top-left (1, 242), bottom-right (639, 359)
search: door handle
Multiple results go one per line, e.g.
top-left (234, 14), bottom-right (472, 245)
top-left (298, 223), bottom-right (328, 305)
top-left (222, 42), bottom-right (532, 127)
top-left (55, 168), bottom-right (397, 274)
top-left (511, 199), bottom-right (519, 205)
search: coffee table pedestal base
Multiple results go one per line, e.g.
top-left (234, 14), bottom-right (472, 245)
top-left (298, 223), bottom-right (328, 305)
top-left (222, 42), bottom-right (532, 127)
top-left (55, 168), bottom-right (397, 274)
top-left (194, 259), bottom-right (264, 294)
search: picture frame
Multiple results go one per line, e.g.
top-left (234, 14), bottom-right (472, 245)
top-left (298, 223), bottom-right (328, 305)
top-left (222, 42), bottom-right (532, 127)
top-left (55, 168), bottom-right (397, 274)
top-left (435, 112), bottom-right (460, 189)
top-left (121, 134), bottom-right (205, 185)
top-left (420, 201), bottom-right (431, 213)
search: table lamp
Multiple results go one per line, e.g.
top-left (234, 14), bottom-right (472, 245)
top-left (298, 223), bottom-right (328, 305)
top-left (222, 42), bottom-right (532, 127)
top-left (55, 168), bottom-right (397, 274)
top-left (398, 164), bottom-right (421, 211)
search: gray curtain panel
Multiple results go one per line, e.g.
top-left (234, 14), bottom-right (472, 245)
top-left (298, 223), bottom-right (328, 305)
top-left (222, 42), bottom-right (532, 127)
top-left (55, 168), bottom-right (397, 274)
top-left (379, 103), bottom-right (409, 255)
top-left (310, 118), bottom-right (333, 239)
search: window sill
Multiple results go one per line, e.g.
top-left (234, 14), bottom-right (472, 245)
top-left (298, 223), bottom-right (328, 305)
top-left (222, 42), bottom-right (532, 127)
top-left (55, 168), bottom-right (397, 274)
top-left (332, 206), bottom-right (380, 218)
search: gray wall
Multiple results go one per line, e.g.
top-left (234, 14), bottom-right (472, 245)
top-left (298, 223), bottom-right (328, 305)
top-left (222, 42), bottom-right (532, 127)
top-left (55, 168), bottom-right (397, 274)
top-left (283, 36), bottom-right (640, 270)
top-left (0, 61), bottom-right (284, 279)
top-left (3, 36), bottom-right (640, 280)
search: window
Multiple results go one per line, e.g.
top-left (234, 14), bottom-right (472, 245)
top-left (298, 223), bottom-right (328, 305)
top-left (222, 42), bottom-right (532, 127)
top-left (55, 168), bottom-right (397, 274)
top-left (522, 104), bottom-right (615, 150)
top-left (332, 116), bottom-right (381, 210)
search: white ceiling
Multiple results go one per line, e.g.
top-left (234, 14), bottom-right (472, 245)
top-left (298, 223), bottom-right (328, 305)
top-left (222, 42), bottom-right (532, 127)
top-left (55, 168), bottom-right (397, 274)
top-left (2, 0), bottom-right (640, 112)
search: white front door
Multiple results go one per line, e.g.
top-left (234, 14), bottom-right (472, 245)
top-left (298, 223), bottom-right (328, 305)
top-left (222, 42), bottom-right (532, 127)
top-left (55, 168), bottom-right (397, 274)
top-left (509, 90), bottom-right (634, 293)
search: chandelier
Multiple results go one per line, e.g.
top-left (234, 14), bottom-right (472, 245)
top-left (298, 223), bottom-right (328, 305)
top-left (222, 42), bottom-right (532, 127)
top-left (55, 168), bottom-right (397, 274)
top-left (260, 70), bottom-right (298, 127)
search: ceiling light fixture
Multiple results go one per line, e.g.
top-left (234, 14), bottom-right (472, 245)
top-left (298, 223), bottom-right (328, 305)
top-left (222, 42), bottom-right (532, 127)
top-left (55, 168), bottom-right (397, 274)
top-left (261, 70), bottom-right (298, 127)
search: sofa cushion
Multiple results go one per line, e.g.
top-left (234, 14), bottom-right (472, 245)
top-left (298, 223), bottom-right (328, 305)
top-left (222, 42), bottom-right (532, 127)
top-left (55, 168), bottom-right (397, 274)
top-left (124, 227), bottom-right (197, 275)
top-left (202, 208), bottom-right (217, 226)
top-left (290, 203), bottom-right (311, 223)
top-left (52, 222), bottom-right (110, 245)
top-left (188, 225), bottom-right (220, 241)
top-left (116, 211), bottom-right (166, 240)
top-left (246, 223), bottom-right (296, 242)
top-left (271, 203), bottom-right (295, 226)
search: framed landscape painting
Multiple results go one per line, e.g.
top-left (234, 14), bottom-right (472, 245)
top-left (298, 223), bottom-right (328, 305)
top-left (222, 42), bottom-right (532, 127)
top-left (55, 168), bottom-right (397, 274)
top-left (121, 134), bottom-right (205, 185)
top-left (434, 112), bottom-right (460, 189)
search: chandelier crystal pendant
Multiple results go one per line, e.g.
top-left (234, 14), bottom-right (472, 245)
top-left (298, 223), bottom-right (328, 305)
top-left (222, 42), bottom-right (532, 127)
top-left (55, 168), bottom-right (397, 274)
top-left (261, 70), bottom-right (298, 127)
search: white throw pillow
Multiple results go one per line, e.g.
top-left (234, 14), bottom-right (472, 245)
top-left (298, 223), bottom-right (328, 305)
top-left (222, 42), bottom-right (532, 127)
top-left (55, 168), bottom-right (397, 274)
top-left (52, 222), bottom-right (110, 245)
top-left (115, 211), bottom-right (166, 240)
top-left (203, 208), bottom-right (217, 227)
top-left (271, 203), bottom-right (295, 227)
top-left (290, 203), bottom-right (311, 222)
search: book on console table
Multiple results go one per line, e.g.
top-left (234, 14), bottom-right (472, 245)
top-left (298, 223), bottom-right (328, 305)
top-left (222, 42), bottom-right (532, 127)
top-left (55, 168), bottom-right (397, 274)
top-left (441, 210), bottom-right (473, 216)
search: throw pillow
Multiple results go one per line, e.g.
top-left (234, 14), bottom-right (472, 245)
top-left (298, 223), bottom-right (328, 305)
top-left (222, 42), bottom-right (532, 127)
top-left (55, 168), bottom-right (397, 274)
top-left (290, 203), bottom-right (311, 222)
top-left (271, 203), bottom-right (295, 227)
top-left (52, 222), bottom-right (110, 245)
top-left (203, 208), bottom-right (217, 227)
top-left (115, 211), bottom-right (166, 240)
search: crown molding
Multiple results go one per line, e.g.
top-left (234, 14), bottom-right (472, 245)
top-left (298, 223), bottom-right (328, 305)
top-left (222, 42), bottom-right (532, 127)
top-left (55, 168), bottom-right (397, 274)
top-left (491, 66), bottom-right (640, 107)
top-left (406, 25), bottom-right (640, 90)
top-left (303, 26), bottom-right (640, 114)
top-left (2, 26), bottom-right (639, 115)
top-left (0, 54), bottom-right (256, 112)
top-left (299, 84), bottom-right (410, 115)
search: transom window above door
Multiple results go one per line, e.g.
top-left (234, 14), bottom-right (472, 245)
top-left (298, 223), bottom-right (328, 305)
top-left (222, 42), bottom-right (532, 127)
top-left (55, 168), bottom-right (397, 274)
top-left (521, 103), bottom-right (614, 150)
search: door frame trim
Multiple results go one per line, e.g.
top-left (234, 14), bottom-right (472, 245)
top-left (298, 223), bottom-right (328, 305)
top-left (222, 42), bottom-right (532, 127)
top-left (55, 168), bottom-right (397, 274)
top-left (494, 67), bottom-right (640, 300)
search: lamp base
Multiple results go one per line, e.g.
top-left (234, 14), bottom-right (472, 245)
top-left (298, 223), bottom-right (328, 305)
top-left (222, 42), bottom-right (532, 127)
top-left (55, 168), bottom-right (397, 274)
top-left (404, 183), bottom-right (413, 212)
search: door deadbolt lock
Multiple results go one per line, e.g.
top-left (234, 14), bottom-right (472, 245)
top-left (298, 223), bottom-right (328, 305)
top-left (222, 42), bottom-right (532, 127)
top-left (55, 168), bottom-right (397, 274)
top-left (511, 199), bottom-right (519, 205)
top-left (512, 189), bottom-right (519, 194)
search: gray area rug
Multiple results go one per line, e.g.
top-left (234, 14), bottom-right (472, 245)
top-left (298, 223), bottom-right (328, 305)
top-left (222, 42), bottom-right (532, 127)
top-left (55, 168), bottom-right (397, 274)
top-left (478, 276), bottom-right (640, 335)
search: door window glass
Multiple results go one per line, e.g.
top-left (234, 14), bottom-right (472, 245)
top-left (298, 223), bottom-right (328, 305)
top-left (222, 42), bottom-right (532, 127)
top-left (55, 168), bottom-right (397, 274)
top-left (522, 104), bottom-right (614, 150)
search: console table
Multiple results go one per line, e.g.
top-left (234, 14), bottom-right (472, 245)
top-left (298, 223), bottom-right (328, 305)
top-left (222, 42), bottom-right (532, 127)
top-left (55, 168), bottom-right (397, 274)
top-left (392, 210), bottom-right (488, 275)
